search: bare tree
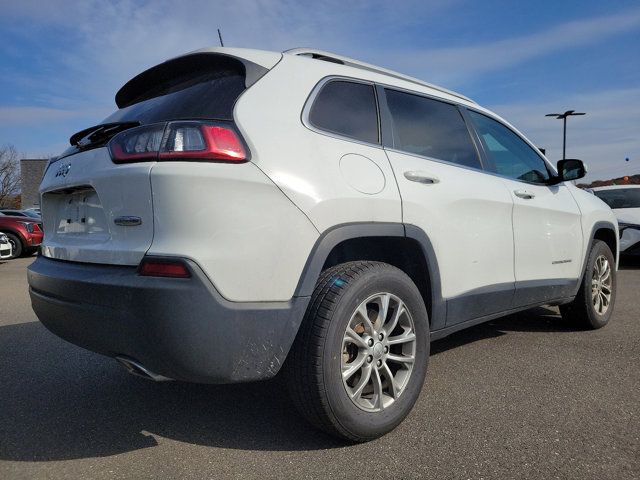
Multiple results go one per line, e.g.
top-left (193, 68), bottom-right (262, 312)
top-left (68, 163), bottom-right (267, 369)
top-left (0, 145), bottom-right (21, 207)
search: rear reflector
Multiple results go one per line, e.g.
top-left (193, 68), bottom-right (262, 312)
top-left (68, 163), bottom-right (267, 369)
top-left (138, 259), bottom-right (191, 278)
top-left (109, 121), bottom-right (247, 163)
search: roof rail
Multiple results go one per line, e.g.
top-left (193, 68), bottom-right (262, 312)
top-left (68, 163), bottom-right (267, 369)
top-left (284, 48), bottom-right (475, 104)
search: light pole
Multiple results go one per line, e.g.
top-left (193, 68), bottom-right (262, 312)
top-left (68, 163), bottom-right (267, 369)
top-left (545, 110), bottom-right (586, 160)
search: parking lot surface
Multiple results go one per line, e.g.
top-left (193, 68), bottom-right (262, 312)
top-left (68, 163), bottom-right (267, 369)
top-left (1, 256), bottom-right (639, 479)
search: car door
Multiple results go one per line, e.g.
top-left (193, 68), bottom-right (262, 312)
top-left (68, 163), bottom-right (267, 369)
top-left (379, 87), bottom-right (516, 328)
top-left (465, 109), bottom-right (583, 306)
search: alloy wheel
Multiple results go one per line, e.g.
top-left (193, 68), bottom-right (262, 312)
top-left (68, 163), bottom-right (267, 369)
top-left (591, 255), bottom-right (612, 315)
top-left (7, 237), bottom-right (18, 258)
top-left (341, 292), bottom-right (416, 412)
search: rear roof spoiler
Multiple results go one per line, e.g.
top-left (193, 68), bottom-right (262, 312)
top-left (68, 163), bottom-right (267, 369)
top-left (115, 49), bottom-right (281, 109)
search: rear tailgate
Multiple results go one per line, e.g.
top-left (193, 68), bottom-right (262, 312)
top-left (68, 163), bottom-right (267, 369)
top-left (39, 48), bottom-right (282, 266)
top-left (40, 148), bottom-right (154, 265)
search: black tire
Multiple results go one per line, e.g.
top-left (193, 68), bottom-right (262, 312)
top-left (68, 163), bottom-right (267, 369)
top-left (560, 240), bottom-right (616, 329)
top-left (5, 233), bottom-right (22, 259)
top-left (286, 261), bottom-right (429, 442)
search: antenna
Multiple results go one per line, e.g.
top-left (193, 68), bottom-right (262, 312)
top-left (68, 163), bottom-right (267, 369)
top-left (217, 29), bottom-right (224, 47)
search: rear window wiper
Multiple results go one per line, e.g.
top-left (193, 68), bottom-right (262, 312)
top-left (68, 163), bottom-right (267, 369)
top-left (69, 121), bottom-right (141, 148)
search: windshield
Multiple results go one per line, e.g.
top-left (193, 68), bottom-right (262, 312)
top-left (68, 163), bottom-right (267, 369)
top-left (22, 211), bottom-right (41, 218)
top-left (594, 188), bottom-right (640, 209)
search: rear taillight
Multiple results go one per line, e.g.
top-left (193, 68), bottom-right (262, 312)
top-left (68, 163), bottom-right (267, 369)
top-left (138, 258), bottom-right (191, 278)
top-left (109, 123), bottom-right (162, 162)
top-left (109, 121), bottom-right (247, 163)
top-left (18, 221), bottom-right (35, 233)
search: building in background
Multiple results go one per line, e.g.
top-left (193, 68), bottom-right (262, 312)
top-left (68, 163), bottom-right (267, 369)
top-left (20, 159), bottom-right (48, 208)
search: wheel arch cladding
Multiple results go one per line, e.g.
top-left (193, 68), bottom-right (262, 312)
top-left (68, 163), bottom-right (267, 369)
top-left (2, 229), bottom-right (26, 245)
top-left (593, 225), bottom-right (617, 260)
top-left (587, 221), bottom-right (619, 271)
top-left (571, 221), bottom-right (619, 297)
top-left (293, 223), bottom-right (445, 330)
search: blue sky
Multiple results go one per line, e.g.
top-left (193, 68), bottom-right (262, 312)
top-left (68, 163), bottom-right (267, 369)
top-left (1, 0), bottom-right (638, 181)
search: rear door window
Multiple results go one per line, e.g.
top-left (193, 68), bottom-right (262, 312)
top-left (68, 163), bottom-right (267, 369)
top-left (384, 89), bottom-right (481, 170)
top-left (308, 80), bottom-right (379, 144)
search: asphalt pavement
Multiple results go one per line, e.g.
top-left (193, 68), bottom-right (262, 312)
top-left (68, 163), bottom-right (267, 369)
top-left (1, 256), bottom-right (639, 479)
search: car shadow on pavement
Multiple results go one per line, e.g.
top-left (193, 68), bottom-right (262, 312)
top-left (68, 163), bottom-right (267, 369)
top-left (0, 307), bottom-right (573, 461)
top-left (0, 321), bottom-right (347, 462)
top-left (619, 255), bottom-right (640, 270)
top-left (430, 306), bottom-right (574, 354)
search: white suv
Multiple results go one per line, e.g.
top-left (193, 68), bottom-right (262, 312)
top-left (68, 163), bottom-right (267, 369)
top-left (28, 47), bottom-right (618, 441)
top-left (591, 185), bottom-right (640, 255)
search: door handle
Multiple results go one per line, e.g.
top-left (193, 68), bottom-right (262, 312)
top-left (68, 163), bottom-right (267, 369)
top-left (404, 171), bottom-right (440, 184)
top-left (514, 189), bottom-right (535, 199)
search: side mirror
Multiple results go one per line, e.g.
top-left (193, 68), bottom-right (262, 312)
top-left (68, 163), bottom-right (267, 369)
top-left (555, 159), bottom-right (586, 183)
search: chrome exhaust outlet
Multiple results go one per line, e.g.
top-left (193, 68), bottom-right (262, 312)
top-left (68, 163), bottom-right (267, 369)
top-left (116, 356), bottom-right (173, 382)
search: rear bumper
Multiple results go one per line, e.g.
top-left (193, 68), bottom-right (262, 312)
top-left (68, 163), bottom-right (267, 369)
top-left (24, 231), bottom-right (43, 248)
top-left (29, 232), bottom-right (43, 247)
top-left (27, 256), bottom-right (309, 383)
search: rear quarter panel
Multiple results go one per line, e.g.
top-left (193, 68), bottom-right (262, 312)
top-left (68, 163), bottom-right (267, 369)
top-left (147, 161), bottom-right (319, 302)
top-left (233, 55), bottom-right (402, 234)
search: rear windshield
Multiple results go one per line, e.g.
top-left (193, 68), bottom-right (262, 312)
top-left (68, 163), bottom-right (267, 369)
top-left (594, 188), bottom-right (640, 209)
top-left (103, 54), bottom-right (247, 125)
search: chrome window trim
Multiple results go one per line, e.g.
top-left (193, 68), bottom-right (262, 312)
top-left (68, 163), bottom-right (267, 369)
top-left (379, 86), bottom-right (485, 171)
top-left (385, 146), bottom-right (568, 186)
top-left (378, 82), bottom-right (465, 109)
top-left (383, 147), bottom-right (487, 175)
top-left (377, 83), bottom-right (558, 184)
top-left (301, 75), bottom-right (560, 186)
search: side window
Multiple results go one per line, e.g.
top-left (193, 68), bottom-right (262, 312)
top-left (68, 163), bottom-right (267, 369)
top-left (308, 80), bottom-right (379, 144)
top-left (384, 89), bottom-right (481, 169)
top-left (468, 110), bottom-right (550, 184)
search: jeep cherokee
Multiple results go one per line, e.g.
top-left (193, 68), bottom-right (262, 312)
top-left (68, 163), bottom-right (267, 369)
top-left (28, 47), bottom-right (618, 441)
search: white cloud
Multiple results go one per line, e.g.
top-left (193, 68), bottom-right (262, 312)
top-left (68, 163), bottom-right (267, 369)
top-left (2, 0), bottom-right (462, 124)
top-left (0, 106), bottom-right (103, 126)
top-left (2, 0), bottom-right (639, 177)
top-left (5, 1), bottom-right (639, 103)
top-left (386, 7), bottom-right (640, 86)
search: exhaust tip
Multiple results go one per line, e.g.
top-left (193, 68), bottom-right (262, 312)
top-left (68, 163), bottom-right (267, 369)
top-left (116, 356), bottom-right (173, 382)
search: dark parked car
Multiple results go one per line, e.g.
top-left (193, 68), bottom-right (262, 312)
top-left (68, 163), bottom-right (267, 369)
top-left (0, 214), bottom-right (43, 258)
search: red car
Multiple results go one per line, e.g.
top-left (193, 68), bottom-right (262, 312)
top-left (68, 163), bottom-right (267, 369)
top-left (0, 213), bottom-right (43, 258)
